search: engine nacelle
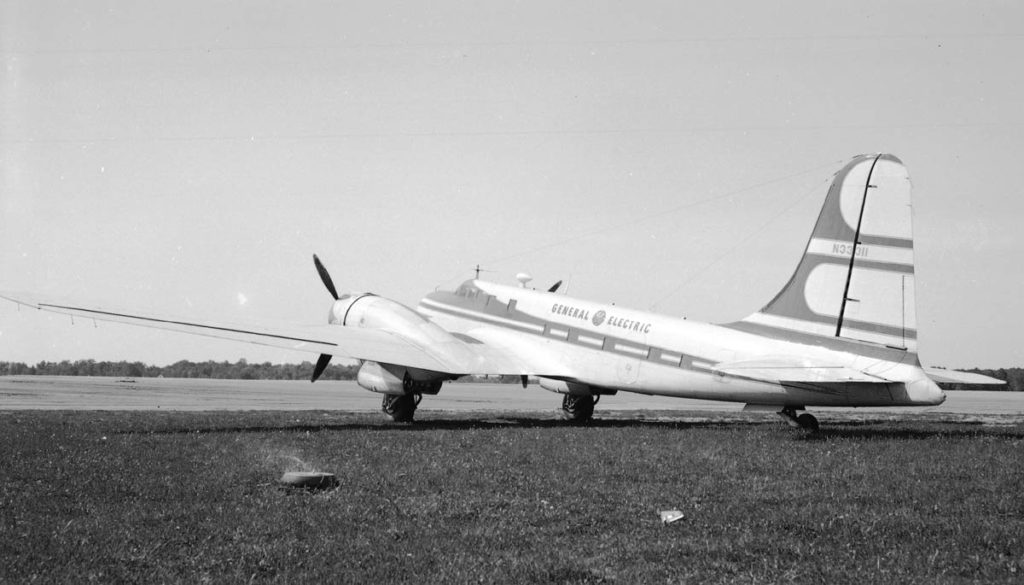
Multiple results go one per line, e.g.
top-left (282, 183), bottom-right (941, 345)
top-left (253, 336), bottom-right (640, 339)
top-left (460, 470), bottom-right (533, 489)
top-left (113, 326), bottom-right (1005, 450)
top-left (327, 293), bottom-right (478, 372)
top-left (538, 377), bottom-right (617, 397)
top-left (330, 294), bottom-right (451, 343)
top-left (356, 361), bottom-right (445, 396)
top-left (539, 377), bottom-right (590, 396)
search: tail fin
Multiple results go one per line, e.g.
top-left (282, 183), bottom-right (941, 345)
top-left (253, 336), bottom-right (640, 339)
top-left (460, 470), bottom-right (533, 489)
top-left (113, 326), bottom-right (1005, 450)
top-left (741, 154), bottom-right (917, 352)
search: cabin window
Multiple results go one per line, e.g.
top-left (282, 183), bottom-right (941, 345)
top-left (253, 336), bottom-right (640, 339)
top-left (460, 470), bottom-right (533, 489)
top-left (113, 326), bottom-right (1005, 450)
top-left (546, 326), bottom-right (568, 340)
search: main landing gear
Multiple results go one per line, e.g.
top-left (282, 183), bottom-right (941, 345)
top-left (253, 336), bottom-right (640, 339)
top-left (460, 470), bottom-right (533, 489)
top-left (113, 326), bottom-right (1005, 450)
top-left (382, 393), bottom-right (422, 423)
top-left (561, 394), bottom-right (599, 423)
top-left (779, 406), bottom-right (819, 432)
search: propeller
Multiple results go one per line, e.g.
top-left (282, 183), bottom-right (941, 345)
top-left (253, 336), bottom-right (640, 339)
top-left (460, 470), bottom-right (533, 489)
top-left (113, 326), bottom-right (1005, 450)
top-left (311, 254), bottom-right (338, 382)
top-left (313, 254), bottom-right (339, 300)
top-left (547, 280), bottom-right (563, 293)
top-left (311, 352), bottom-right (333, 383)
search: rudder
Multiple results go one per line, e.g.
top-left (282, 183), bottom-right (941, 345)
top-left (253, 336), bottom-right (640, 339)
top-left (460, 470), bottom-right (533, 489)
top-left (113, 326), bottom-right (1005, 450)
top-left (742, 154), bottom-right (917, 352)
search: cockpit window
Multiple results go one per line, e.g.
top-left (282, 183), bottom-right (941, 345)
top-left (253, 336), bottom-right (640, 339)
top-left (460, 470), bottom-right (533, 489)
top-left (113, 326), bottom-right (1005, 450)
top-left (455, 281), bottom-right (479, 297)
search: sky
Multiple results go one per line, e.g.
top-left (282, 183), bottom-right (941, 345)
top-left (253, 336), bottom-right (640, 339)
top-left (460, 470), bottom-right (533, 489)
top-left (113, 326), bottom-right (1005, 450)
top-left (1, 1), bottom-right (1022, 369)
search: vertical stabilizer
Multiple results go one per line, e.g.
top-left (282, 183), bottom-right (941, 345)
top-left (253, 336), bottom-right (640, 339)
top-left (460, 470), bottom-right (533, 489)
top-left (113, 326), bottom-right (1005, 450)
top-left (741, 154), bottom-right (917, 352)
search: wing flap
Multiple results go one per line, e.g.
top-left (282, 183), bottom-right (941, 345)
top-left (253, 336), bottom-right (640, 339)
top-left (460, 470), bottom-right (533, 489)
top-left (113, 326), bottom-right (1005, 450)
top-left (456, 327), bottom-right (576, 379)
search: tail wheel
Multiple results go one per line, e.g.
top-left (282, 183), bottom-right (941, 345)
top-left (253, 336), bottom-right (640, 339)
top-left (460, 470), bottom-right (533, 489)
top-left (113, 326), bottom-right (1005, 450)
top-left (561, 394), bottom-right (597, 423)
top-left (382, 393), bottom-right (421, 423)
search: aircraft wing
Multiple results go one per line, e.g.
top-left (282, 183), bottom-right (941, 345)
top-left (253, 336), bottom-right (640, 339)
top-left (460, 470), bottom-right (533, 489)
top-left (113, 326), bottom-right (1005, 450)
top-left (0, 291), bottom-right (464, 372)
top-left (0, 291), bottom-right (553, 376)
top-left (924, 367), bottom-right (1006, 387)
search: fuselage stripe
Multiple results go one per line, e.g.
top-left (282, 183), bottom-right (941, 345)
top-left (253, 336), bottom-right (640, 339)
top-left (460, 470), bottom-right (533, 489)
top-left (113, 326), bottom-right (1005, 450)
top-left (418, 298), bottom-right (714, 373)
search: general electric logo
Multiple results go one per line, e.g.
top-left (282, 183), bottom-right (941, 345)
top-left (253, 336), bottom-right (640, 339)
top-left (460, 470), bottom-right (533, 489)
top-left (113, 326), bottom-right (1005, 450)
top-left (592, 310), bottom-right (606, 326)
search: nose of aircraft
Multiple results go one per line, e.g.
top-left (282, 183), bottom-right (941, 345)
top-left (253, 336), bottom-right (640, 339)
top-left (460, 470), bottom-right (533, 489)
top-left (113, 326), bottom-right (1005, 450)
top-left (328, 295), bottom-right (352, 325)
top-left (328, 293), bottom-right (376, 326)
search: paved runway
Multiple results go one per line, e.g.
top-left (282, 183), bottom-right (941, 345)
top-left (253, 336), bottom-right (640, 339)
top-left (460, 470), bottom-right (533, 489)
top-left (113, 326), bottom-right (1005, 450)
top-left (2, 376), bottom-right (1023, 422)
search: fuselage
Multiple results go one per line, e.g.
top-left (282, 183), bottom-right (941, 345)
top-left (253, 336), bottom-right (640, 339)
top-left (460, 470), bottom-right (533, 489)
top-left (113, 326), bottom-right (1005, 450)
top-left (418, 279), bottom-right (945, 408)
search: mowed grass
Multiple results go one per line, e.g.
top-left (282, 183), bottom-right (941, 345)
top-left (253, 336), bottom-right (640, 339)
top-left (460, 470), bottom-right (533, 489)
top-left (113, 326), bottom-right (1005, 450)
top-left (2, 410), bottom-right (1023, 584)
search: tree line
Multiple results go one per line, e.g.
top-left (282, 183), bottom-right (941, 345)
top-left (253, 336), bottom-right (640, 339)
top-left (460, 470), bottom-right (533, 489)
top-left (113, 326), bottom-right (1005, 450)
top-left (0, 360), bottom-right (1020, 391)
top-left (0, 359), bottom-right (358, 381)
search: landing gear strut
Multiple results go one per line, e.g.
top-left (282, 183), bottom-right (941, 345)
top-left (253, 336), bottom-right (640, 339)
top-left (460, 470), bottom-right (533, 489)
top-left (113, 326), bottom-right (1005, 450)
top-left (779, 406), bottom-right (819, 432)
top-left (382, 393), bottom-right (422, 423)
top-left (561, 394), bottom-right (599, 422)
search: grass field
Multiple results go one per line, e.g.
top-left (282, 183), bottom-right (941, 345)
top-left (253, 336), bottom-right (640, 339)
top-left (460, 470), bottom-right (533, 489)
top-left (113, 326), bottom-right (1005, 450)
top-left (2, 410), bottom-right (1023, 583)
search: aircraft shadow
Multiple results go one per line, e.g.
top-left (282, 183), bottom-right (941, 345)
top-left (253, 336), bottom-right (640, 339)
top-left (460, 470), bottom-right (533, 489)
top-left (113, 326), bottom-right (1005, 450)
top-left (121, 415), bottom-right (763, 436)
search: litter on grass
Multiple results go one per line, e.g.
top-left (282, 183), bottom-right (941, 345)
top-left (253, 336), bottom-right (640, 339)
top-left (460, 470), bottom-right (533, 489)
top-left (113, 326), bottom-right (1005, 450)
top-left (279, 471), bottom-right (339, 490)
top-left (660, 510), bottom-right (685, 524)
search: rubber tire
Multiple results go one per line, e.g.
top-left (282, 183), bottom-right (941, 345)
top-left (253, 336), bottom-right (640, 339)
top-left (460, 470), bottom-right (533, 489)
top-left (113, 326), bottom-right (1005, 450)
top-left (382, 393), bottom-right (419, 423)
top-left (796, 412), bottom-right (819, 432)
top-left (561, 394), bottom-right (596, 422)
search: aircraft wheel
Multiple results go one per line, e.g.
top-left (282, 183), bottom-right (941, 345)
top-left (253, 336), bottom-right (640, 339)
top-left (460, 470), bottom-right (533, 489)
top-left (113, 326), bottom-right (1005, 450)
top-left (796, 413), bottom-right (819, 432)
top-left (561, 394), bottom-right (596, 422)
top-left (382, 393), bottom-right (421, 423)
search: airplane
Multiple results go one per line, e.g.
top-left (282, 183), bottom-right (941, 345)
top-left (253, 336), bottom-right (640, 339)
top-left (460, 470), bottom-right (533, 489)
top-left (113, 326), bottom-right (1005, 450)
top-left (1, 153), bottom-right (1003, 430)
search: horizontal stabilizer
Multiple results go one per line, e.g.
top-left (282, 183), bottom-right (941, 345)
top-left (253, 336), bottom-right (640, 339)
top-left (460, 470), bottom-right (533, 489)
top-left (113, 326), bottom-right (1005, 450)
top-left (924, 367), bottom-right (1006, 387)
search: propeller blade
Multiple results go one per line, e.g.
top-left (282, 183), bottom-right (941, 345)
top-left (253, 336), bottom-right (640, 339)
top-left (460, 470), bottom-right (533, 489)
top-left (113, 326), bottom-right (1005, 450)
top-left (311, 353), bottom-right (333, 383)
top-left (313, 254), bottom-right (339, 300)
top-left (547, 280), bottom-right (563, 293)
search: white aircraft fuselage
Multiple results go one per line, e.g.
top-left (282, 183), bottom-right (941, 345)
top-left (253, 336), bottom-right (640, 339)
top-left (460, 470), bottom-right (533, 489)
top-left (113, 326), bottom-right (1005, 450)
top-left (418, 278), bottom-right (945, 408)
